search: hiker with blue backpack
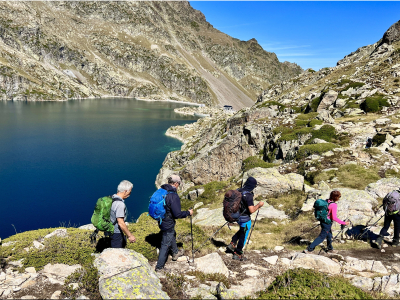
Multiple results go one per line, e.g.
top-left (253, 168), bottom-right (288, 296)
top-left (375, 190), bottom-right (400, 248)
top-left (225, 177), bottom-right (264, 261)
top-left (304, 190), bottom-right (349, 254)
top-left (150, 174), bottom-right (193, 273)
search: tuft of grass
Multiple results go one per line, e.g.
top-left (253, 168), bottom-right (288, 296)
top-left (62, 265), bottom-right (101, 300)
top-left (258, 101), bottom-right (286, 110)
top-left (264, 191), bottom-right (306, 219)
top-left (242, 156), bottom-right (276, 173)
top-left (161, 273), bottom-right (187, 299)
top-left (279, 127), bottom-right (312, 141)
top-left (296, 143), bottom-right (337, 160)
top-left (256, 268), bottom-right (373, 299)
top-left (360, 95), bottom-right (389, 113)
top-left (310, 96), bottom-right (322, 112)
top-left (187, 270), bottom-right (231, 288)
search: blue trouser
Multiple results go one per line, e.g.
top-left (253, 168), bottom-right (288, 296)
top-left (110, 232), bottom-right (127, 248)
top-left (231, 220), bottom-right (252, 254)
top-left (156, 229), bottom-right (178, 270)
top-left (308, 222), bottom-right (333, 251)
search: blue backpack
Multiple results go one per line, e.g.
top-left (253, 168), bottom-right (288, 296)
top-left (148, 188), bottom-right (175, 224)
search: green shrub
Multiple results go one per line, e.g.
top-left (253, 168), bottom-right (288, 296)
top-left (62, 265), bottom-right (101, 300)
top-left (394, 79), bottom-right (399, 83)
top-left (296, 112), bottom-right (318, 120)
top-left (242, 156), bottom-right (275, 172)
top-left (308, 69), bottom-right (315, 73)
top-left (310, 96), bottom-right (322, 112)
top-left (342, 81), bottom-right (365, 91)
top-left (308, 119), bottom-right (323, 127)
top-left (296, 143), bottom-right (337, 160)
top-left (360, 95), bottom-right (389, 113)
top-left (190, 21), bottom-right (199, 30)
top-left (311, 125), bottom-right (337, 142)
top-left (372, 133), bottom-right (386, 146)
top-left (160, 273), bottom-right (186, 299)
top-left (279, 127), bottom-right (312, 141)
top-left (256, 268), bottom-right (373, 299)
top-left (258, 101), bottom-right (286, 110)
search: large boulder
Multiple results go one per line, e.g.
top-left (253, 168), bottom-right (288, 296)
top-left (381, 20), bottom-right (400, 45)
top-left (365, 178), bottom-right (400, 199)
top-left (317, 90), bottom-right (338, 112)
top-left (42, 263), bottom-right (82, 285)
top-left (193, 202), bottom-right (287, 226)
top-left (291, 253), bottom-right (341, 274)
top-left (194, 253), bottom-right (229, 277)
top-left (243, 168), bottom-right (304, 197)
top-left (94, 248), bottom-right (169, 299)
top-left (343, 257), bottom-right (388, 274)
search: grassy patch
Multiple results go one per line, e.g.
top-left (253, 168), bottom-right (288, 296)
top-left (187, 270), bottom-right (230, 288)
top-left (242, 156), bottom-right (276, 173)
top-left (296, 143), bottom-right (337, 160)
top-left (385, 169), bottom-right (400, 179)
top-left (279, 127), bottom-right (312, 141)
top-left (256, 268), bottom-right (373, 299)
top-left (360, 95), bottom-right (389, 113)
top-left (341, 81), bottom-right (365, 91)
top-left (337, 164), bottom-right (380, 190)
top-left (1, 228), bottom-right (97, 271)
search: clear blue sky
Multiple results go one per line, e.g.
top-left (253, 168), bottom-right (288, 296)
top-left (190, 1), bottom-right (400, 71)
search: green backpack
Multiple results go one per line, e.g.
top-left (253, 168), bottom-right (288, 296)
top-left (91, 196), bottom-right (120, 232)
top-left (314, 199), bottom-right (332, 224)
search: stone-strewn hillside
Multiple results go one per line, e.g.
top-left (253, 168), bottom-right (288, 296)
top-left (0, 1), bottom-right (302, 109)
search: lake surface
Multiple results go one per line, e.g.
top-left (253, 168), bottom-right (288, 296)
top-left (0, 98), bottom-right (198, 239)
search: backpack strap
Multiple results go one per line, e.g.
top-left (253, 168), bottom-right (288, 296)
top-left (163, 191), bottom-right (177, 220)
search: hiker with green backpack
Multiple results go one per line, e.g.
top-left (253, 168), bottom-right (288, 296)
top-left (90, 180), bottom-right (135, 248)
top-left (304, 190), bottom-right (349, 254)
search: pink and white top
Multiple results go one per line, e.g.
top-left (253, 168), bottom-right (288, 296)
top-left (327, 200), bottom-right (346, 225)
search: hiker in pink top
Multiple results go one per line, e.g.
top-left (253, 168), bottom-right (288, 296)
top-left (304, 190), bottom-right (349, 254)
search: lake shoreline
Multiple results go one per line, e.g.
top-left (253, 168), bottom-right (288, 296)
top-left (1, 96), bottom-right (203, 107)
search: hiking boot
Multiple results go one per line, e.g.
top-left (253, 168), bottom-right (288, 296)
top-left (303, 249), bottom-right (313, 254)
top-left (376, 235), bottom-right (384, 249)
top-left (226, 242), bottom-right (235, 253)
top-left (232, 252), bottom-right (247, 261)
top-left (155, 267), bottom-right (171, 276)
top-left (392, 239), bottom-right (399, 247)
top-left (326, 249), bottom-right (338, 254)
top-left (172, 249), bottom-right (184, 261)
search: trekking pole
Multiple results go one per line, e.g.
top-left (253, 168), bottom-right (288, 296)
top-left (333, 219), bottom-right (349, 241)
top-left (192, 221), bottom-right (229, 254)
top-left (190, 210), bottom-right (194, 264)
top-left (243, 210), bottom-right (259, 252)
top-left (358, 213), bottom-right (385, 240)
top-left (285, 223), bottom-right (320, 245)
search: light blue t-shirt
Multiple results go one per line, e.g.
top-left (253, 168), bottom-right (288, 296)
top-left (110, 195), bottom-right (126, 234)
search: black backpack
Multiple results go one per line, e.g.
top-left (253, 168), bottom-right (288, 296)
top-left (222, 190), bottom-right (248, 223)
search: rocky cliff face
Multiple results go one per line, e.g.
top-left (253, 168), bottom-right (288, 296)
top-left (0, 1), bottom-right (302, 109)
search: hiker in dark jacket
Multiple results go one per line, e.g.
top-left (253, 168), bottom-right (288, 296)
top-left (155, 175), bottom-right (193, 273)
top-left (376, 191), bottom-right (400, 248)
top-left (226, 177), bottom-right (264, 261)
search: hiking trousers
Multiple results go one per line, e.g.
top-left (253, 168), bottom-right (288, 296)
top-left (308, 222), bottom-right (333, 251)
top-left (379, 213), bottom-right (400, 242)
top-left (156, 229), bottom-right (178, 270)
top-left (231, 220), bottom-right (252, 254)
top-left (110, 232), bottom-right (127, 248)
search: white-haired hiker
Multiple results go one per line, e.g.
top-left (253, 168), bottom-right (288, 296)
top-left (110, 180), bottom-right (136, 248)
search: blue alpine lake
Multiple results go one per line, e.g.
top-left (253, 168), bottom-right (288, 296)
top-left (0, 98), bottom-right (198, 239)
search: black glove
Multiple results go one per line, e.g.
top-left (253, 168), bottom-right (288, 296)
top-left (341, 224), bottom-right (346, 230)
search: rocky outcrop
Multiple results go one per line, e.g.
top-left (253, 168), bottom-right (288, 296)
top-left (381, 20), bottom-right (400, 45)
top-left (194, 253), bottom-right (229, 277)
top-left (94, 248), bottom-right (169, 299)
top-left (291, 253), bottom-right (341, 274)
top-left (244, 167), bottom-right (304, 197)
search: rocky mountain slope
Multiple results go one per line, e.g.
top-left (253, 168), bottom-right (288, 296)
top-left (0, 1), bottom-right (302, 109)
top-left (156, 19), bottom-right (400, 189)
